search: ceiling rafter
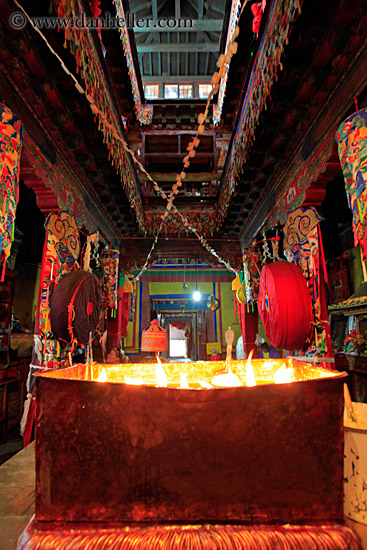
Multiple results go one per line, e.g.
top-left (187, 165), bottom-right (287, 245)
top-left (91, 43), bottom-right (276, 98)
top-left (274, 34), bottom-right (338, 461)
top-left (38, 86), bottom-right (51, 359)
top-left (136, 42), bottom-right (219, 52)
top-left (142, 75), bottom-right (213, 82)
top-left (133, 20), bottom-right (223, 32)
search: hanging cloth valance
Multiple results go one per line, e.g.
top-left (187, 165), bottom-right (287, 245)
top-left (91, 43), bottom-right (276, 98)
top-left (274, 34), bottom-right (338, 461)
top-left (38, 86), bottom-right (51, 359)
top-left (101, 249), bottom-right (119, 311)
top-left (336, 107), bottom-right (367, 258)
top-left (0, 104), bottom-right (23, 273)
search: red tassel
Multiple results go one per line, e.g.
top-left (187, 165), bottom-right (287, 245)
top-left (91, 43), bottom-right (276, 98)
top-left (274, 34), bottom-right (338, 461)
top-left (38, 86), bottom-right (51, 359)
top-left (354, 96), bottom-right (359, 112)
top-left (317, 225), bottom-right (328, 284)
top-left (1, 260), bottom-right (5, 282)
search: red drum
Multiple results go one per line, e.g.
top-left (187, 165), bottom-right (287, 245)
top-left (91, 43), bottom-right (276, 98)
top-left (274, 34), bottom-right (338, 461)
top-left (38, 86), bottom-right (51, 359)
top-left (258, 262), bottom-right (313, 350)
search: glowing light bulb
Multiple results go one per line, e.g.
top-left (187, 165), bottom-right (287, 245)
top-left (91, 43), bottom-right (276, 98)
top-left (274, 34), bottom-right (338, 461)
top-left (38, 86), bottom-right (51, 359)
top-left (193, 290), bottom-right (201, 301)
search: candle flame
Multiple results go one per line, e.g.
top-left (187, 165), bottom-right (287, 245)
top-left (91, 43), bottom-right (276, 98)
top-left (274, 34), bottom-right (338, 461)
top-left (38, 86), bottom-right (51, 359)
top-left (212, 367), bottom-right (243, 387)
top-left (246, 350), bottom-right (256, 387)
top-left (97, 368), bottom-right (107, 382)
top-left (198, 380), bottom-right (213, 389)
top-left (156, 356), bottom-right (168, 387)
top-left (125, 376), bottom-right (143, 385)
top-left (274, 363), bottom-right (293, 384)
top-left (180, 372), bottom-right (189, 389)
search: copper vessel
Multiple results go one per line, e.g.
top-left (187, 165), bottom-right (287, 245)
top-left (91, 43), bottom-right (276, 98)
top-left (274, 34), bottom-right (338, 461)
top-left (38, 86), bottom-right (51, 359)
top-left (33, 360), bottom-right (346, 525)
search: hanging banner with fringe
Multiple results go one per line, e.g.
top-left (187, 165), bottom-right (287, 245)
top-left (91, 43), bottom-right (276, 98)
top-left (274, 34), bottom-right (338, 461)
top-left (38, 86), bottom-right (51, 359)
top-left (45, 211), bottom-right (81, 267)
top-left (101, 249), bottom-right (119, 312)
top-left (55, 0), bottom-right (145, 231)
top-left (283, 207), bottom-right (331, 357)
top-left (35, 230), bottom-right (63, 368)
top-left (218, 0), bottom-right (301, 225)
top-left (35, 213), bottom-right (80, 367)
top-left (336, 107), bottom-right (367, 259)
top-left (0, 104), bottom-right (23, 279)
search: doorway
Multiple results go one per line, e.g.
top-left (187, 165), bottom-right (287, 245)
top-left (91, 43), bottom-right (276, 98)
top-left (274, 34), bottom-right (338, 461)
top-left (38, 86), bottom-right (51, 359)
top-left (169, 324), bottom-right (187, 358)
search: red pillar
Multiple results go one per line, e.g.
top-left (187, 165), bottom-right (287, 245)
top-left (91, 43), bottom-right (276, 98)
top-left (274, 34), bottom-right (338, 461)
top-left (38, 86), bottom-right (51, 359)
top-left (107, 312), bottom-right (119, 351)
top-left (238, 301), bottom-right (259, 357)
top-left (319, 272), bottom-right (334, 359)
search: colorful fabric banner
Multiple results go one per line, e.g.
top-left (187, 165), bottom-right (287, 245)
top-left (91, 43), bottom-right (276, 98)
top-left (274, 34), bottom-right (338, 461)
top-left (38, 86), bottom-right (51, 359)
top-left (243, 248), bottom-right (263, 303)
top-left (101, 249), bottom-right (119, 311)
top-left (283, 207), bottom-right (321, 264)
top-left (113, 0), bottom-right (153, 125)
top-left (283, 207), bottom-right (331, 357)
top-left (213, 0), bottom-right (241, 125)
top-left (55, 0), bottom-right (145, 231)
top-left (0, 104), bottom-right (23, 270)
top-left (45, 211), bottom-right (81, 267)
top-left (217, 0), bottom-right (301, 225)
top-left (35, 213), bottom-right (81, 367)
top-left (336, 107), bottom-right (367, 258)
top-left (36, 231), bottom-right (63, 368)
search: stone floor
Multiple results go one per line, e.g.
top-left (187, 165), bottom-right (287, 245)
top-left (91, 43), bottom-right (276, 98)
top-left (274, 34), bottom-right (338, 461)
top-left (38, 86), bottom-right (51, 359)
top-left (0, 442), bottom-right (35, 550)
top-left (0, 426), bottom-right (23, 466)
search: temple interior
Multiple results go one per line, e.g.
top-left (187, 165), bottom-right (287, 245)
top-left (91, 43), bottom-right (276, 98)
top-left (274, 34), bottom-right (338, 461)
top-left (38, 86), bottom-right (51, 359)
top-left (0, 0), bottom-right (367, 548)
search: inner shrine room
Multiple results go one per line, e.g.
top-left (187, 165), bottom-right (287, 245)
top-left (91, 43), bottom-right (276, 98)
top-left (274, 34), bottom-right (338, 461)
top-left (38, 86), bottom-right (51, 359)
top-left (0, 0), bottom-right (367, 548)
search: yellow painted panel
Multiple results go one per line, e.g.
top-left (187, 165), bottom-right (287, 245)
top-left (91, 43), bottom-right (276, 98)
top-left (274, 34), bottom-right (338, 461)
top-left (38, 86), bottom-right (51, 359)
top-left (219, 282), bottom-right (241, 348)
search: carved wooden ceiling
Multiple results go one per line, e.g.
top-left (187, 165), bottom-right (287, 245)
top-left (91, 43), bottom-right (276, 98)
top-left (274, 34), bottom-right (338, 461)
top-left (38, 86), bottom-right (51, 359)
top-left (0, 0), bottom-right (367, 265)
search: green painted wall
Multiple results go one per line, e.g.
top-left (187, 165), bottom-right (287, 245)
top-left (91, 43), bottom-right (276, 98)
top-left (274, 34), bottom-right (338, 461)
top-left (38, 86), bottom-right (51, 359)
top-left (220, 281), bottom-right (241, 348)
top-left (126, 271), bottom-right (241, 358)
top-left (348, 246), bottom-right (364, 293)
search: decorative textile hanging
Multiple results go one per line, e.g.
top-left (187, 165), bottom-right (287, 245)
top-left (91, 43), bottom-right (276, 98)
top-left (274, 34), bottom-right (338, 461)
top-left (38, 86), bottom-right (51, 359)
top-left (83, 232), bottom-right (99, 272)
top-left (0, 104), bottom-right (23, 277)
top-left (283, 207), bottom-right (331, 356)
top-left (45, 211), bottom-right (81, 267)
top-left (243, 247), bottom-right (263, 304)
top-left (283, 207), bottom-right (321, 265)
top-left (251, 0), bottom-right (267, 37)
top-left (101, 249), bottom-right (119, 312)
top-left (35, 212), bottom-right (81, 368)
top-left (50, 270), bottom-right (102, 345)
top-left (336, 107), bottom-right (367, 259)
top-left (217, 0), bottom-right (301, 222)
top-left (118, 277), bottom-right (130, 339)
top-left (35, 231), bottom-right (63, 368)
top-left (55, 0), bottom-right (146, 231)
top-left (258, 262), bottom-right (313, 350)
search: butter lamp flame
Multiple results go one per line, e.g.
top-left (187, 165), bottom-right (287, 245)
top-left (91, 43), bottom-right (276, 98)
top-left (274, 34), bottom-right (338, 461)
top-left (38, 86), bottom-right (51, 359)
top-left (97, 368), bottom-right (107, 382)
top-left (180, 372), bottom-right (189, 389)
top-left (274, 363), bottom-right (293, 384)
top-left (246, 350), bottom-right (256, 387)
top-left (156, 356), bottom-right (168, 387)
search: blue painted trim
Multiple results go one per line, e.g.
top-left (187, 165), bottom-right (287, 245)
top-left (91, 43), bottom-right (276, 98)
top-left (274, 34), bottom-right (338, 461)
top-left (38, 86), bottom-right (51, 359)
top-left (151, 293), bottom-right (210, 300)
top-left (138, 281), bottom-right (143, 349)
top-left (153, 303), bottom-right (208, 310)
top-left (213, 281), bottom-right (217, 341)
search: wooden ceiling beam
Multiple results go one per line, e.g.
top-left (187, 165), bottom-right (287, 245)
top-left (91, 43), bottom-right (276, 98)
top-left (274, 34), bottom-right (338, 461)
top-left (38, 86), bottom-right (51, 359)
top-left (136, 42), bottom-right (219, 53)
top-left (138, 172), bottom-right (221, 182)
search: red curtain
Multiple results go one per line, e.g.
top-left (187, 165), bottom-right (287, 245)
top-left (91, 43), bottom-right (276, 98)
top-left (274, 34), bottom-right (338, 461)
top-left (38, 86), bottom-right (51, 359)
top-left (119, 292), bottom-right (131, 338)
top-left (170, 321), bottom-right (187, 330)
